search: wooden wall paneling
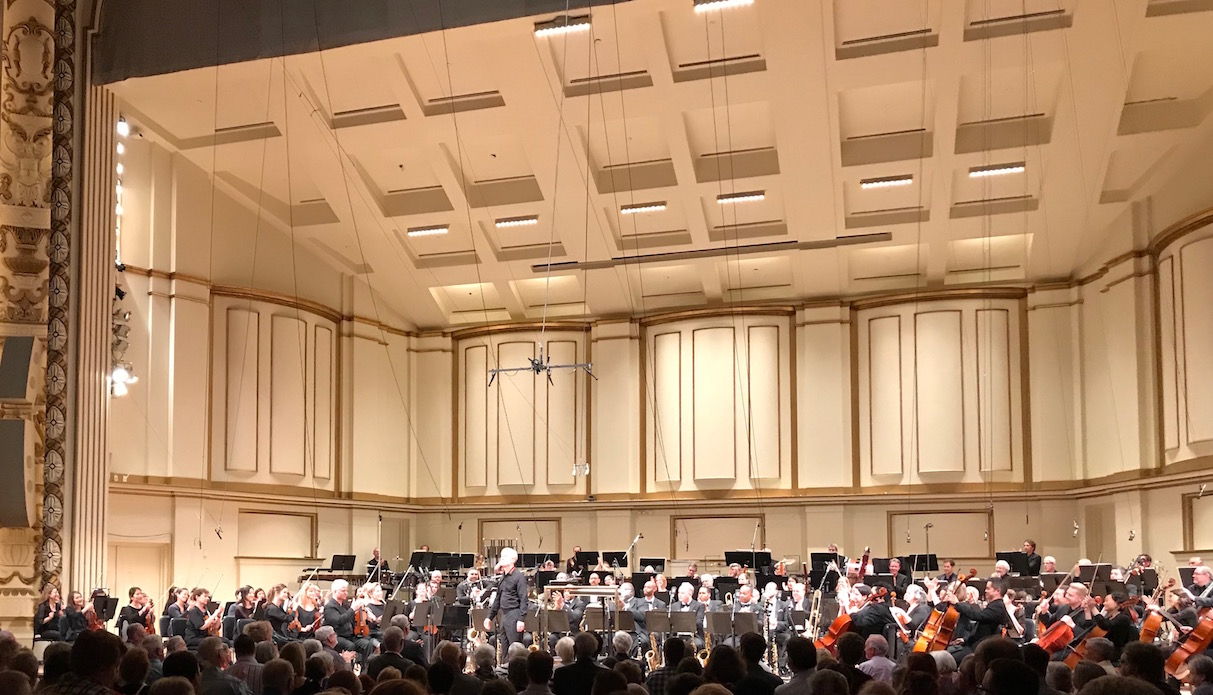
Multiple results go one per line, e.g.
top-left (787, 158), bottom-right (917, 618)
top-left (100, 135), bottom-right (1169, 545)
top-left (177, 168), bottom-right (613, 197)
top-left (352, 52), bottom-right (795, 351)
top-left (746, 325), bottom-right (781, 479)
top-left (1158, 256), bottom-right (1180, 451)
top-left (671, 514), bottom-right (765, 560)
top-left (313, 326), bottom-right (334, 479)
top-left (225, 308), bottom-right (259, 472)
top-left (652, 332), bottom-right (682, 483)
top-left (496, 341), bottom-right (537, 486)
top-left (478, 519), bottom-right (561, 553)
top-left (976, 309), bottom-right (1014, 471)
top-left (545, 340), bottom-right (578, 486)
top-left (867, 315), bottom-right (903, 476)
top-left (463, 345), bottom-right (489, 488)
top-left (1181, 238), bottom-right (1213, 444)
top-left (692, 327), bottom-right (736, 480)
top-left (270, 315), bottom-right (307, 475)
top-left (914, 310), bottom-right (965, 473)
top-left (886, 509), bottom-right (994, 559)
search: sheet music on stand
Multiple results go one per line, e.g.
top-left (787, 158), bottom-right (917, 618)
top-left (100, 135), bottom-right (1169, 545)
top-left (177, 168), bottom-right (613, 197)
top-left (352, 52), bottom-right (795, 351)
top-left (646, 612), bottom-right (671, 634)
top-left (541, 609), bottom-right (572, 634)
top-left (704, 611), bottom-right (759, 637)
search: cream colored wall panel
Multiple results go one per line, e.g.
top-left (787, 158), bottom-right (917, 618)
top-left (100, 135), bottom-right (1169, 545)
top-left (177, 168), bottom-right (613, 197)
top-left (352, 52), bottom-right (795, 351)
top-left (673, 515), bottom-right (763, 560)
top-left (592, 332), bottom-right (639, 495)
top-left (693, 327), bottom-right (736, 480)
top-left (225, 308), bottom-right (259, 472)
top-left (976, 309), bottom-right (1013, 471)
top-left (914, 311), bottom-right (965, 473)
top-left (867, 315), bottom-right (903, 476)
top-left (463, 345), bottom-right (489, 488)
top-left (236, 511), bottom-right (312, 558)
top-left (652, 332), bottom-right (682, 483)
top-left (412, 344), bottom-right (450, 499)
top-left (1191, 495), bottom-right (1213, 551)
top-left (313, 326), bottom-right (334, 479)
top-left (480, 519), bottom-right (559, 553)
top-left (545, 340), bottom-right (578, 486)
top-left (1159, 257), bottom-right (1180, 451)
top-left (888, 511), bottom-right (990, 559)
top-left (270, 315), bottom-right (307, 475)
top-left (1181, 238), bottom-right (1213, 444)
top-left (746, 326), bottom-right (781, 479)
top-left (171, 298), bottom-right (210, 479)
top-left (797, 321), bottom-right (851, 488)
top-left (1028, 302), bottom-right (1080, 481)
top-left (496, 341), bottom-right (536, 487)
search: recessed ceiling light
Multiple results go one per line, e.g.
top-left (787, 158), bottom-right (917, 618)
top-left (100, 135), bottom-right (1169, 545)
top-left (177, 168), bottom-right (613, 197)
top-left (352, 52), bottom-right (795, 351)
top-left (620, 202), bottom-right (667, 215)
top-left (716, 191), bottom-right (765, 204)
top-left (534, 15), bottom-right (591, 36)
top-left (969, 162), bottom-right (1026, 178)
top-left (495, 215), bottom-right (539, 228)
top-left (693, 0), bottom-right (754, 12)
top-left (859, 175), bottom-right (914, 190)
top-left (406, 225), bottom-right (449, 238)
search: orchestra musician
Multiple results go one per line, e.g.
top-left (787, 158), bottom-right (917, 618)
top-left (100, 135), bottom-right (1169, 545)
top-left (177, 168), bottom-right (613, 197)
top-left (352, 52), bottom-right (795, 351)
top-left (628, 580), bottom-right (667, 644)
top-left (264, 584), bottom-right (297, 644)
top-left (117, 587), bottom-right (154, 634)
top-left (849, 585), bottom-right (896, 638)
top-left (184, 587), bottom-right (224, 648)
top-left (686, 562), bottom-right (700, 580)
top-left (886, 558), bottom-right (912, 595)
top-left (485, 547), bottom-right (529, 653)
top-left (456, 568), bottom-right (488, 607)
top-left (1086, 591), bottom-right (1138, 660)
top-left (163, 584), bottom-right (189, 618)
top-left (937, 559), bottom-right (958, 584)
top-left (1023, 540), bottom-right (1043, 576)
top-left (59, 591), bottom-right (90, 642)
top-left (34, 585), bottom-right (65, 641)
top-left (670, 582), bottom-right (706, 648)
top-left (295, 583), bottom-right (323, 637)
top-left (367, 548), bottom-right (391, 583)
top-left (566, 546), bottom-right (585, 578)
top-left (938, 577), bottom-right (1013, 660)
top-left (227, 585), bottom-right (256, 619)
top-left (1037, 582), bottom-right (1095, 634)
top-left (323, 579), bottom-right (376, 661)
top-left (1042, 556), bottom-right (1058, 574)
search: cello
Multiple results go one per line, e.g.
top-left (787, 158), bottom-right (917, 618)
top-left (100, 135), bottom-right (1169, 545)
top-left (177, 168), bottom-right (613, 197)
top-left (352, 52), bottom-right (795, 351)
top-left (913, 571), bottom-right (973, 653)
top-left (1138, 578), bottom-right (1175, 644)
top-left (815, 584), bottom-right (889, 654)
top-left (1165, 591), bottom-right (1213, 680)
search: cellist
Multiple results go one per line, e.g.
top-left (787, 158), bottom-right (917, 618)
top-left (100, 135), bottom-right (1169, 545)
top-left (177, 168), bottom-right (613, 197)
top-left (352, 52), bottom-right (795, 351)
top-left (1038, 582), bottom-right (1095, 634)
top-left (937, 577), bottom-right (1013, 661)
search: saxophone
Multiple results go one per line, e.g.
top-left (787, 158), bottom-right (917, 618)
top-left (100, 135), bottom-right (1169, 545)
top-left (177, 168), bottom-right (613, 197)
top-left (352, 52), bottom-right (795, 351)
top-left (697, 630), bottom-right (711, 666)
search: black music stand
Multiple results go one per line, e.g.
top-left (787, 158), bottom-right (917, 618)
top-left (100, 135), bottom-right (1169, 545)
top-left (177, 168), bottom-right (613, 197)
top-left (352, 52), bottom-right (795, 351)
top-left (582, 605), bottom-right (606, 632)
top-left (536, 571), bottom-right (558, 591)
top-left (206, 601), bottom-right (220, 614)
top-left (575, 551), bottom-right (601, 568)
top-left (639, 557), bottom-right (667, 572)
top-left (602, 552), bottom-right (628, 569)
top-left (905, 554), bottom-right (939, 574)
top-left (725, 550), bottom-right (770, 570)
top-left (542, 609), bottom-right (572, 635)
top-left (868, 574), bottom-right (896, 593)
top-left (996, 552), bottom-right (1031, 577)
top-left (1179, 567), bottom-right (1196, 587)
top-left (94, 596), bottom-right (119, 622)
top-left (409, 551), bottom-right (435, 572)
top-left (646, 611), bottom-right (671, 636)
top-left (733, 612), bottom-right (759, 638)
top-left (1092, 581), bottom-right (1128, 597)
top-left (535, 552), bottom-right (561, 567)
top-left (1040, 573), bottom-right (1067, 595)
top-left (455, 553), bottom-right (476, 569)
top-left (442, 605), bottom-right (469, 634)
top-left (810, 553), bottom-right (845, 570)
top-left (630, 572), bottom-right (656, 589)
top-left (1127, 568), bottom-right (1159, 595)
top-left (519, 554), bottom-right (538, 569)
top-left (433, 555), bottom-right (461, 572)
top-left (1076, 564), bottom-right (1112, 584)
top-left (669, 576), bottom-right (701, 592)
top-left (330, 554), bottom-right (357, 572)
top-left (470, 607), bottom-right (490, 629)
top-left (668, 612), bottom-right (696, 635)
top-left (615, 610), bottom-right (635, 631)
top-left (790, 609), bottom-right (807, 633)
top-left (1008, 576), bottom-right (1042, 593)
top-left (384, 600), bottom-right (410, 624)
top-left (705, 611), bottom-right (731, 638)
top-left (808, 568), bottom-right (841, 592)
top-left (871, 558), bottom-right (893, 575)
top-left (714, 578), bottom-right (740, 601)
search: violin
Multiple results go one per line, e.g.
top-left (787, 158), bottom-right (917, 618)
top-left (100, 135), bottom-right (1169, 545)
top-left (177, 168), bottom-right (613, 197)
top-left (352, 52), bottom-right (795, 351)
top-left (145, 599), bottom-right (156, 635)
top-left (353, 602), bottom-right (370, 638)
top-left (85, 603), bottom-right (105, 632)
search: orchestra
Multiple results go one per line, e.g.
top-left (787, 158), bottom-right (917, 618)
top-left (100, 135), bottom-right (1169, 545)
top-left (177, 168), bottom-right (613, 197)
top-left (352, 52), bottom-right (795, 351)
top-left (36, 541), bottom-right (1213, 688)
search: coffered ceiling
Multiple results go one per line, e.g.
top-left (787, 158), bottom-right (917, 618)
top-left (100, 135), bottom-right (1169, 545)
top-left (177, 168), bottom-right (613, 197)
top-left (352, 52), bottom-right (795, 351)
top-left (107, 0), bottom-right (1213, 329)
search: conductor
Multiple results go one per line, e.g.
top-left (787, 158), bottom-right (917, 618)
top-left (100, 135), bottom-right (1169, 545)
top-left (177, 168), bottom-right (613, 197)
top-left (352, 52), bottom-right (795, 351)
top-left (484, 547), bottom-right (529, 652)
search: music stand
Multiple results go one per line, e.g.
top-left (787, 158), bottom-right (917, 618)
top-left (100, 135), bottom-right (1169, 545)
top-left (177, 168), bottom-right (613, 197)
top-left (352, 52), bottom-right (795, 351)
top-left (330, 554), bottom-right (356, 572)
top-left (669, 576), bottom-right (701, 592)
top-left (705, 611), bottom-right (732, 637)
top-left (1179, 567), bottom-right (1196, 587)
top-left (535, 552), bottom-right (560, 567)
top-left (412, 602), bottom-right (437, 633)
top-left (433, 555), bottom-right (461, 572)
top-left (639, 557), bottom-right (667, 572)
top-left (442, 604), bottom-right (469, 632)
top-left (94, 596), bottom-right (119, 621)
top-left (871, 558), bottom-right (893, 575)
top-left (1092, 581), bottom-right (1128, 597)
top-left (438, 587), bottom-right (457, 604)
top-left (725, 550), bottom-right (770, 569)
top-left (868, 574), bottom-right (895, 593)
top-left (409, 551), bottom-right (435, 571)
top-left (1040, 573), bottom-right (1067, 595)
top-left (536, 571), bottom-right (558, 591)
top-left (808, 568), bottom-right (841, 592)
top-left (756, 574), bottom-right (784, 591)
top-left (810, 553), bottom-right (845, 570)
top-left (1076, 564), bottom-right (1112, 584)
top-left (630, 572), bottom-right (656, 589)
top-left (1127, 568), bottom-right (1159, 595)
top-left (905, 554), bottom-right (939, 573)
top-left (733, 612), bottom-right (759, 637)
top-left (519, 553), bottom-right (538, 569)
top-left (206, 601), bottom-right (220, 614)
top-left (381, 599), bottom-right (408, 623)
top-left (996, 552), bottom-right (1031, 576)
top-left (615, 610), bottom-right (636, 631)
top-left (582, 605), bottom-right (606, 632)
top-left (542, 609), bottom-right (572, 635)
top-left (470, 607), bottom-right (490, 629)
top-left (646, 611), bottom-right (671, 635)
top-left (669, 612), bottom-right (696, 635)
top-left (714, 578), bottom-right (740, 601)
top-left (575, 551), bottom-right (601, 568)
top-left (456, 553), bottom-right (476, 569)
top-left (602, 552), bottom-right (628, 568)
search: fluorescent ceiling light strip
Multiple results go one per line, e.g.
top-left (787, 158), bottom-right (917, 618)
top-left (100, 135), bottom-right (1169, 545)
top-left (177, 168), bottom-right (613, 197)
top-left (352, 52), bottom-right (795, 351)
top-left (694, 0), bottom-right (754, 13)
top-left (716, 191), bottom-right (765, 204)
top-left (406, 226), bottom-right (449, 237)
top-left (969, 163), bottom-right (1026, 178)
top-left (859, 175), bottom-right (914, 189)
top-left (495, 216), bottom-right (539, 228)
top-left (534, 15), bottom-right (592, 36)
top-left (620, 202), bottom-right (667, 214)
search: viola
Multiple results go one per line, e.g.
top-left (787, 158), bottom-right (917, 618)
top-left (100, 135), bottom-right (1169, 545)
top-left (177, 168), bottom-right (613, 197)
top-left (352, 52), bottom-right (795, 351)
top-left (354, 605), bottom-right (370, 638)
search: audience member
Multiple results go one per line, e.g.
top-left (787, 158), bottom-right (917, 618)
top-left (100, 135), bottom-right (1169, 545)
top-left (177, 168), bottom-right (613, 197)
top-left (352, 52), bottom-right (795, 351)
top-left (117, 646), bottom-right (152, 695)
top-left (255, 641), bottom-right (278, 665)
top-left (229, 634), bottom-right (266, 695)
top-left (163, 650), bottom-right (202, 688)
top-left (667, 674), bottom-right (704, 695)
top-left (1118, 643), bottom-right (1180, 695)
top-left (10, 648), bottom-right (39, 687)
top-left (328, 669), bottom-right (362, 695)
top-left (831, 632), bottom-right (873, 693)
top-left (734, 633), bottom-right (781, 695)
top-left (644, 637), bottom-right (687, 695)
top-left (42, 630), bottom-right (125, 695)
top-left (1190, 655), bottom-right (1213, 695)
top-left (1046, 662), bottom-right (1073, 694)
top-left (1083, 638), bottom-right (1117, 675)
top-left (590, 670), bottom-right (627, 695)
top-left (774, 636), bottom-right (815, 695)
top-left (857, 635), bottom-right (896, 683)
top-left (198, 636), bottom-right (253, 695)
top-left (553, 633), bottom-right (610, 695)
top-left (702, 646), bottom-right (745, 691)
top-left (149, 677), bottom-right (195, 695)
top-left (1072, 661), bottom-right (1107, 692)
top-left (142, 635), bottom-right (166, 684)
top-left (806, 669), bottom-right (848, 695)
top-left (0, 671), bottom-right (32, 695)
top-left (982, 658), bottom-right (1038, 695)
top-left (263, 659), bottom-right (297, 695)
top-left (41, 641), bottom-right (74, 687)
top-left (522, 651), bottom-right (555, 695)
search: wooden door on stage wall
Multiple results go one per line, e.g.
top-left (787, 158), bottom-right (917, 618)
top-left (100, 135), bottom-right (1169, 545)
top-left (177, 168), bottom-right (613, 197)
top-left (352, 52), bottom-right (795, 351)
top-left (107, 543), bottom-right (169, 610)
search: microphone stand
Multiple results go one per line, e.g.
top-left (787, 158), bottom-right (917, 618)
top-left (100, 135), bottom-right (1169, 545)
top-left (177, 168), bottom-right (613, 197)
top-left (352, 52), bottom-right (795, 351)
top-left (375, 512), bottom-right (383, 585)
top-left (750, 521), bottom-right (761, 574)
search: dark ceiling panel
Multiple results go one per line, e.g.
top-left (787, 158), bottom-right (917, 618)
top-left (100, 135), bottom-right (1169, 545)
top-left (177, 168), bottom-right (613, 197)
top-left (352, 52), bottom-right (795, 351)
top-left (91, 0), bottom-right (628, 85)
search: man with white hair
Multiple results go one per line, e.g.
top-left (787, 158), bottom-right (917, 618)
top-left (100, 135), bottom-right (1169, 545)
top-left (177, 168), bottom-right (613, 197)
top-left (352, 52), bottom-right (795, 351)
top-left (315, 626), bottom-right (355, 671)
top-left (485, 547), bottom-right (530, 654)
top-left (992, 560), bottom-right (1010, 578)
top-left (857, 634), bottom-right (896, 683)
top-left (322, 579), bottom-right (374, 661)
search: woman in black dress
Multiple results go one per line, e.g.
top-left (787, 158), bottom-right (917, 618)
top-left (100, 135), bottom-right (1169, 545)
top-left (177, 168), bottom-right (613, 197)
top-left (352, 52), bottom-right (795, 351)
top-left (59, 591), bottom-right (91, 642)
top-left (34, 585), bottom-right (65, 640)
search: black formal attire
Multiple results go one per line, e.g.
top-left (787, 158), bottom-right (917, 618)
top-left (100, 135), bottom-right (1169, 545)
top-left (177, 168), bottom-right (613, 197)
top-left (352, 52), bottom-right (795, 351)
top-left (366, 651), bottom-right (415, 680)
top-left (59, 607), bottom-right (89, 642)
top-left (1040, 603), bottom-right (1093, 632)
top-left (456, 579), bottom-right (487, 607)
top-left (1026, 553), bottom-right (1042, 576)
top-left (367, 557), bottom-right (391, 583)
top-left (1186, 583), bottom-right (1213, 607)
top-left (118, 604), bottom-right (151, 635)
top-left (294, 605), bottom-right (321, 638)
top-left (165, 602), bottom-right (187, 620)
top-left (323, 598), bottom-right (375, 660)
top-left (265, 604), bottom-right (297, 645)
top-left (851, 602), bottom-right (896, 638)
top-left (946, 599), bottom-right (1010, 661)
top-left (401, 638), bottom-right (428, 667)
top-left (936, 571), bottom-right (959, 583)
top-left (185, 606), bottom-right (223, 648)
top-left (367, 602), bottom-right (386, 639)
top-left (628, 596), bottom-right (668, 644)
top-left (489, 567), bottom-right (529, 653)
top-left (1091, 611), bottom-right (1138, 660)
top-left (735, 662), bottom-right (782, 695)
top-left (35, 601), bottom-right (63, 640)
top-left (907, 602), bottom-right (934, 632)
top-left (565, 557), bottom-right (586, 579)
top-left (228, 602), bottom-right (254, 620)
top-left (552, 658), bottom-right (610, 695)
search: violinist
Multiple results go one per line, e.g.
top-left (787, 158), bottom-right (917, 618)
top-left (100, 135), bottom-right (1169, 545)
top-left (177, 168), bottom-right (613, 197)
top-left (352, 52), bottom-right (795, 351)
top-left (184, 587), bottom-right (225, 648)
top-left (939, 577), bottom-right (1013, 660)
top-left (850, 586), bottom-right (897, 638)
top-left (227, 585), bottom-right (257, 619)
top-left (252, 587), bottom-right (268, 619)
top-left (322, 579), bottom-right (375, 661)
top-left (364, 582), bottom-right (387, 639)
top-left (164, 586), bottom-right (189, 619)
top-left (264, 584), bottom-right (297, 644)
top-left (117, 587), bottom-right (154, 634)
top-left (60, 591), bottom-right (91, 642)
top-left (34, 584), bottom-right (65, 640)
top-left (294, 583), bottom-right (323, 636)
top-left (1086, 592), bottom-right (1139, 659)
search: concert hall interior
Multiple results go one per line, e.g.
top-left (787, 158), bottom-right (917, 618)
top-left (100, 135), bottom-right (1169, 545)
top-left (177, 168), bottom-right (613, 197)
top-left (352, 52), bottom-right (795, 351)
top-left (4, 0), bottom-right (1213, 689)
